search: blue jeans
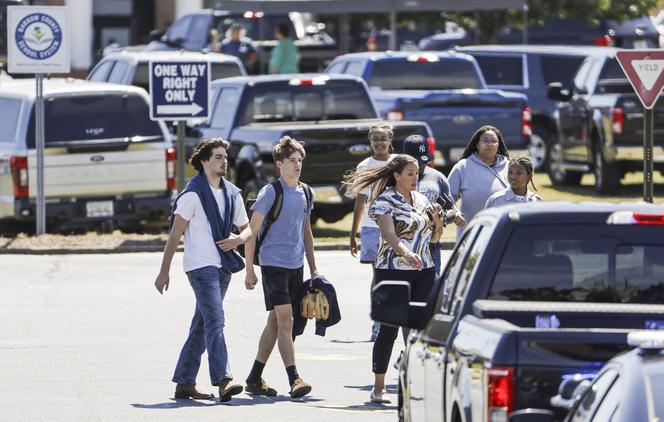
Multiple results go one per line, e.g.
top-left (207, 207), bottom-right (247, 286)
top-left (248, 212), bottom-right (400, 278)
top-left (429, 242), bottom-right (441, 276)
top-left (172, 266), bottom-right (232, 386)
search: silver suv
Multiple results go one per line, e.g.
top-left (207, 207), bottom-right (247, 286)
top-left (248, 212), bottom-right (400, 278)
top-left (0, 78), bottom-right (174, 233)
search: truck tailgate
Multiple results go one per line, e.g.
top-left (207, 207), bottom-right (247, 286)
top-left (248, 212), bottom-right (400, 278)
top-left (29, 142), bottom-right (167, 199)
top-left (286, 119), bottom-right (429, 185)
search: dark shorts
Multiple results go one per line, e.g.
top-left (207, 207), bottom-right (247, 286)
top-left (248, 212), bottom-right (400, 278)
top-left (260, 265), bottom-right (304, 311)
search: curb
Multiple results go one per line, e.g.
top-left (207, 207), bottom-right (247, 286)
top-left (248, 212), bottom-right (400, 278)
top-left (0, 241), bottom-right (455, 255)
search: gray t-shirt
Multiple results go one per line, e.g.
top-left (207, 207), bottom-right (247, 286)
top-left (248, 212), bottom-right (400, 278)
top-left (252, 178), bottom-right (314, 269)
top-left (417, 166), bottom-right (451, 203)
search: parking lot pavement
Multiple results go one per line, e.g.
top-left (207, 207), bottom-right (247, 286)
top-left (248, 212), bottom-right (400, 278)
top-left (0, 250), bottom-right (448, 421)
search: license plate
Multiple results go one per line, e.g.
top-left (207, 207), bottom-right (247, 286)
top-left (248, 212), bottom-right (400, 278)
top-left (86, 200), bottom-right (114, 218)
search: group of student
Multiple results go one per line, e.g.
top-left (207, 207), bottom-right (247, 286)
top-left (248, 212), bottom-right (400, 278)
top-left (152, 124), bottom-right (541, 405)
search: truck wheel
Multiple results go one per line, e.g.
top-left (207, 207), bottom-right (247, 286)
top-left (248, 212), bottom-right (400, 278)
top-left (0, 219), bottom-right (20, 236)
top-left (593, 146), bottom-right (621, 194)
top-left (529, 125), bottom-right (550, 171)
top-left (546, 137), bottom-right (582, 186)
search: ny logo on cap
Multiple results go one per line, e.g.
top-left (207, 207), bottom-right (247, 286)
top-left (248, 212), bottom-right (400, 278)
top-left (419, 145), bottom-right (426, 153)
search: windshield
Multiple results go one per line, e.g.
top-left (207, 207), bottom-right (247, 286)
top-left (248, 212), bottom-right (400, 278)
top-left (240, 80), bottom-right (376, 123)
top-left (368, 59), bottom-right (482, 90)
top-left (596, 58), bottom-right (632, 94)
top-left (489, 224), bottom-right (664, 303)
top-left (215, 14), bottom-right (294, 41)
top-left (27, 94), bottom-right (162, 147)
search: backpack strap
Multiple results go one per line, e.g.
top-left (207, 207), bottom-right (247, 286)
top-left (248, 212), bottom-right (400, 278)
top-left (254, 180), bottom-right (283, 265)
top-left (300, 182), bottom-right (313, 214)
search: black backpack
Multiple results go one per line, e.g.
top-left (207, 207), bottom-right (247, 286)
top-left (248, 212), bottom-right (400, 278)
top-left (247, 180), bottom-right (313, 265)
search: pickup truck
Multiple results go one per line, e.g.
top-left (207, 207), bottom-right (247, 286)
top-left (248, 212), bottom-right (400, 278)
top-left (371, 201), bottom-right (664, 422)
top-left (547, 48), bottom-right (664, 194)
top-left (190, 73), bottom-right (433, 224)
top-left (143, 9), bottom-right (337, 74)
top-left (325, 51), bottom-right (531, 168)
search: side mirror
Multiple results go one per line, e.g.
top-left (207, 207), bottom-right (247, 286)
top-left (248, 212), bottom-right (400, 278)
top-left (509, 409), bottom-right (555, 422)
top-left (371, 281), bottom-right (429, 329)
top-left (550, 374), bottom-right (594, 409)
top-left (547, 82), bottom-right (572, 102)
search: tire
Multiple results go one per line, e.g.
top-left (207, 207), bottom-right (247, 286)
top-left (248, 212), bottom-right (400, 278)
top-left (593, 143), bottom-right (621, 194)
top-left (529, 126), bottom-right (550, 171)
top-left (0, 219), bottom-right (20, 236)
top-left (546, 136), bottom-right (583, 186)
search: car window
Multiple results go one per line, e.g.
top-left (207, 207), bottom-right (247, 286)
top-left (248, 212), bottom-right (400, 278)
top-left (166, 16), bottom-right (192, 44)
top-left (0, 98), bottom-right (21, 144)
top-left (26, 94), bottom-right (162, 147)
top-left (87, 60), bottom-right (114, 82)
top-left (573, 58), bottom-right (593, 92)
top-left (472, 55), bottom-right (523, 87)
top-left (210, 87), bottom-right (240, 130)
top-left (368, 59), bottom-right (482, 90)
top-left (489, 225), bottom-right (664, 303)
top-left (569, 369), bottom-right (619, 422)
top-left (240, 80), bottom-right (376, 123)
top-left (185, 14), bottom-right (212, 49)
top-left (541, 55), bottom-right (585, 87)
top-left (449, 224), bottom-right (492, 313)
top-left (345, 61), bottom-right (365, 77)
top-left (325, 61), bottom-right (347, 74)
top-left (596, 58), bottom-right (632, 94)
top-left (107, 61), bottom-right (128, 83)
top-left (439, 227), bottom-right (477, 314)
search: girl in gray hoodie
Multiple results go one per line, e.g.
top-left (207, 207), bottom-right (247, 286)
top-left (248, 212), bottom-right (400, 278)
top-left (448, 125), bottom-right (510, 238)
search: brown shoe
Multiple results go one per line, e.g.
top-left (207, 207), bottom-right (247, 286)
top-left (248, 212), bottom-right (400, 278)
top-left (174, 384), bottom-right (215, 400)
top-left (289, 378), bottom-right (311, 398)
top-left (245, 378), bottom-right (278, 396)
top-left (219, 383), bottom-right (243, 402)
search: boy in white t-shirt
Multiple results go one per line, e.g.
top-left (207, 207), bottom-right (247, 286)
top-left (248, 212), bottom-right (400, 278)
top-left (348, 124), bottom-right (394, 341)
top-left (154, 138), bottom-right (251, 403)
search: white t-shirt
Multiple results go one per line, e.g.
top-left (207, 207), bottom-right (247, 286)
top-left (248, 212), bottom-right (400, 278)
top-left (357, 155), bottom-right (393, 229)
top-left (175, 186), bottom-right (249, 272)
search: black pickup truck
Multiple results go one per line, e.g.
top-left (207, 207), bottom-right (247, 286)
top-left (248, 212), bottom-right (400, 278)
top-left (190, 74), bottom-right (432, 224)
top-left (547, 48), bottom-right (664, 193)
top-left (372, 201), bottom-right (664, 422)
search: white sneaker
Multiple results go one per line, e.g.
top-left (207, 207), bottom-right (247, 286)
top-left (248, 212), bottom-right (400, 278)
top-left (370, 389), bottom-right (392, 404)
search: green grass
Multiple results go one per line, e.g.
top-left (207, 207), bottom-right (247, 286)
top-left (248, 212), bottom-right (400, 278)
top-left (313, 170), bottom-right (664, 243)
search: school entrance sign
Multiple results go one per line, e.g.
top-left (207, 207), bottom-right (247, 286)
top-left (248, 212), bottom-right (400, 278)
top-left (7, 6), bottom-right (70, 74)
top-left (616, 50), bottom-right (664, 110)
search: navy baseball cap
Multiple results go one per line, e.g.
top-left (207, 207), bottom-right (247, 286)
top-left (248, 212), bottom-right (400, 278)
top-left (403, 135), bottom-right (433, 164)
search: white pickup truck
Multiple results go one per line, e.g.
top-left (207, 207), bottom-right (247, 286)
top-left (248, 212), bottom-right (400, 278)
top-left (0, 78), bottom-right (174, 233)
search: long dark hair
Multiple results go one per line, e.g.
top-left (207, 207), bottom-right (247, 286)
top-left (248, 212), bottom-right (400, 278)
top-left (461, 125), bottom-right (510, 160)
top-left (342, 154), bottom-right (418, 202)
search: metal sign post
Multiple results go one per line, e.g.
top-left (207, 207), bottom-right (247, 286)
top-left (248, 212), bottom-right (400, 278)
top-left (149, 60), bottom-right (210, 191)
top-left (35, 74), bottom-right (46, 234)
top-left (616, 50), bottom-right (664, 203)
top-left (7, 6), bottom-right (70, 234)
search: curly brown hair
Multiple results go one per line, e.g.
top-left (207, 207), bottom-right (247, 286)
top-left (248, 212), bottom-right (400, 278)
top-left (189, 138), bottom-right (229, 173)
top-left (272, 136), bottom-right (306, 162)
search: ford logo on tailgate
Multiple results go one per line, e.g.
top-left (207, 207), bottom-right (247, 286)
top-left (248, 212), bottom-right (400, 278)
top-left (348, 144), bottom-right (371, 155)
top-left (453, 114), bottom-right (474, 125)
top-left (90, 155), bottom-right (105, 162)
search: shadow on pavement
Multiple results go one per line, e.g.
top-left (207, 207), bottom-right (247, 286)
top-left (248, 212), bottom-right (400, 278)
top-left (131, 394), bottom-right (324, 409)
top-left (344, 384), bottom-right (397, 393)
top-left (131, 398), bottom-right (218, 409)
top-left (329, 339), bottom-right (373, 344)
top-left (309, 403), bottom-right (397, 412)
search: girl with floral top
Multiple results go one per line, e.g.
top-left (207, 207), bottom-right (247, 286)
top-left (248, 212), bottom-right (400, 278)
top-left (343, 154), bottom-right (444, 404)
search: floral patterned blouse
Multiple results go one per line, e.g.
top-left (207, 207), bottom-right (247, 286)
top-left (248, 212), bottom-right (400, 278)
top-left (369, 187), bottom-right (435, 270)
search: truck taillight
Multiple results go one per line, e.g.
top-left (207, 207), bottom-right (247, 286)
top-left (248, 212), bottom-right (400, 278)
top-left (10, 156), bottom-right (29, 198)
top-left (611, 107), bottom-right (624, 135)
top-left (166, 147), bottom-right (176, 190)
top-left (426, 136), bottom-right (436, 167)
top-left (521, 107), bottom-right (532, 137)
top-left (487, 366), bottom-right (514, 421)
top-left (386, 109), bottom-right (404, 121)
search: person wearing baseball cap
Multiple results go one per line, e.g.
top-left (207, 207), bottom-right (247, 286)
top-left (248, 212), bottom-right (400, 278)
top-left (402, 135), bottom-right (463, 275)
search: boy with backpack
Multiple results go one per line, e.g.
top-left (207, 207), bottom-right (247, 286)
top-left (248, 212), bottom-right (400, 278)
top-left (243, 136), bottom-right (317, 398)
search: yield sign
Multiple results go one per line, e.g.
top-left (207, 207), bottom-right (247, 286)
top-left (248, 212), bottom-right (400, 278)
top-left (616, 50), bottom-right (664, 109)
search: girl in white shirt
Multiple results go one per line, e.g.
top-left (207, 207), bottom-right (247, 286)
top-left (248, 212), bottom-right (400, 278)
top-left (485, 156), bottom-right (542, 208)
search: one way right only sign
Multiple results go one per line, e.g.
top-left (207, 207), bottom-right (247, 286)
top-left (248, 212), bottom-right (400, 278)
top-left (616, 50), bottom-right (664, 109)
top-left (149, 60), bottom-right (210, 120)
